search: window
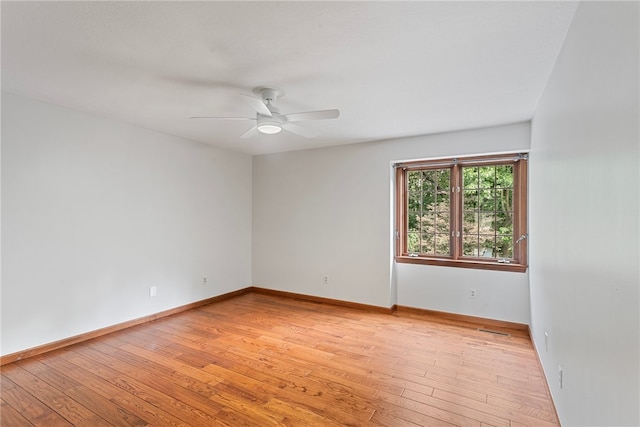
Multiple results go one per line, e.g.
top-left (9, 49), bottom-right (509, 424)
top-left (395, 153), bottom-right (528, 272)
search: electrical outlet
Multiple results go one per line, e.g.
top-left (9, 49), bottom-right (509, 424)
top-left (149, 286), bottom-right (157, 297)
top-left (203, 277), bottom-right (207, 286)
top-left (323, 275), bottom-right (329, 285)
top-left (558, 366), bottom-right (563, 389)
top-left (469, 289), bottom-right (477, 299)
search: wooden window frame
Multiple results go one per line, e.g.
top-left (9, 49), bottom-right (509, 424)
top-left (395, 153), bottom-right (528, 273)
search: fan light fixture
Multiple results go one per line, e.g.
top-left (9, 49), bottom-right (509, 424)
top-left (257, 123), bottom-right (282, 134)
top-left (257, 116), bottom-right (283, 134)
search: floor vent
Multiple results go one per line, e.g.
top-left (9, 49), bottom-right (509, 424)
top-left (477, 328), bottom-right (511, 337)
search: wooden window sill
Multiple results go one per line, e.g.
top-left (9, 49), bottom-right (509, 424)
top-left (395, 255), bottom-right (528, 273)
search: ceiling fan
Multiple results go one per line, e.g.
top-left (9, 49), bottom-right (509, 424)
top-left (190, 86), bottom-right (339, 138)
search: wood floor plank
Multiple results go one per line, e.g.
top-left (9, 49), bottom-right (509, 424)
top-left (0, 375), bottom-right (73, 426)
top-left (374, 389), bottom-right (482, 427)
top-left (1, 398), bottom-right (36, 427)
top-left (37, 353), bottom-right (187, 427)
top-left (262, 398), bottom-right (344, 427)
top-left (1, 292), bottom-right (559, 426)
top-left (402, 388), bottom-right (510, 427)
top-left (1, 363), bottom-right (97, 425)
top-left (64, 346), bottom-right (221, 426)
top-left (369, 400), bottom-right (458, 427)
top-left (204, 361), bottom-right (374, 426)
top-left (18, 356), bottom-right (156, 426)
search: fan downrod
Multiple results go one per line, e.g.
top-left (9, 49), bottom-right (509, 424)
top-left (252, 86), bottom-right (284, 103)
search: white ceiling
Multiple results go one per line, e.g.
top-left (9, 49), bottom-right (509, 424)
top-left (1, 1), bottom-right (578, 155)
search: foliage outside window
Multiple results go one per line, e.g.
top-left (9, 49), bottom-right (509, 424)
top-left (395, 153), bottom-right (528, 272)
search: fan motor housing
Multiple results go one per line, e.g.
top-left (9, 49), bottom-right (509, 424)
top-left (253, 86), bottom-right (284, 103)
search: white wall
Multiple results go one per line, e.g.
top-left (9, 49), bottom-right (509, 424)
top-left (529, 2), bottom-right (639, 426)
top-left (1, 92), bottom-right (253, 356)
top-left (253, 122), bottom-right (531, 323)
top-left (398, 263), bottom-right (530, 324)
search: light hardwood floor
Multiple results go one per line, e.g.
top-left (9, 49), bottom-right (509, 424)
top-left (0, 292), bottom-right (559, 426)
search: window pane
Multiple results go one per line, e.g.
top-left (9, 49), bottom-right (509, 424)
top-left (461, 163), bottom-right (515, 260)
top-left (406, 168), bottom-right (451, 255)
top-left (419, 213), bottom-right (435, 234)
top-left (463, 167), bottom-right (479, 188)
top-left (437, 169), bottom-right (450, 191)
top-left (407, 232), bottom-right (420, 254)
top-left (408, 192), bottom-right (421, 212)
top-left (408, 171), bottom-right (422, 193)
top-left (479, 235), bottom-right (496, 257)
top-left (422, 192), bottom-right (436, 212)
top-left (422, 170), bottom-right (437, 193)
top-left (496, 235), bottom-right (513, 258)
top-left (408, 212), bottom-right (420, 232)
top-left (436, 188), bottom-right (450, 212)
top-left (479, 212), bottom-right (496, 230)
top-left (435, 234), bottom-right (450, 255)
top-left (463, 190), bottom-right (478, 210)
top-left (421, 231), bottom-right (435, 254)
top-left (422, 169), bottom-right (450, 213)
top-left (463, 211), bottom-right (479, 235)
top-left (495, 165), bottom-right (513, 188)
top-left (434, 212), bottom-right (448, 234)
top-left (495, 188), bottom-right (513, 213)
top-left (495, 211), bottom-right (513, 237)
top-left (479, 166), bottom-right (495, 188)
top-left (479, 190), bottom-right (495, 211)
top-left (463, 234), bottom-right (479, 256)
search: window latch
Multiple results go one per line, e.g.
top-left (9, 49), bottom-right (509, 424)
top-left (516, 234), bottom-right (528, 244)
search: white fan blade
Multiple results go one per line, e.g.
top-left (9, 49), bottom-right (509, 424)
top-left (190, 116), bottom-right (254, 120)
top-left (282, 122), bottom-right (318, 138)
top-left (240, 125), bottom-right (259, 139)
top-left (240, 94), bottom-right (272, 117)
top-left (283, 109), bottom-right (339, 122)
